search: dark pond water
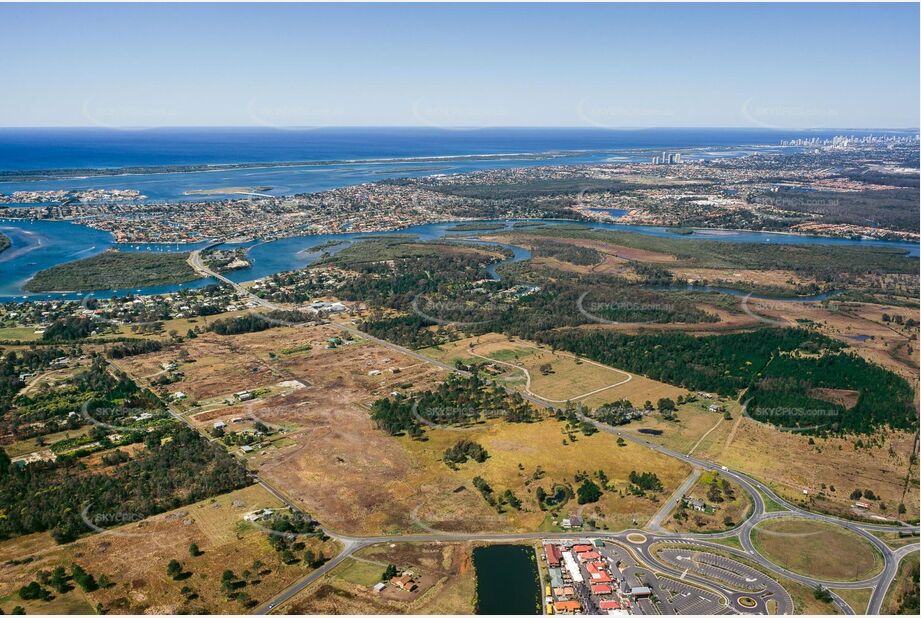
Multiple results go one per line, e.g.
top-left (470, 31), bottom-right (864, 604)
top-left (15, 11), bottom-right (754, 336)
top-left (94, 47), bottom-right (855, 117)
top-left (472, 544), bottom-right (541, 615)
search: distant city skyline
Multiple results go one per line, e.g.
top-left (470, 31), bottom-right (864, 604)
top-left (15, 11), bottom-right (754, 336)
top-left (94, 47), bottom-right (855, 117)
top-left (1, 2), bottom-right (918, 129)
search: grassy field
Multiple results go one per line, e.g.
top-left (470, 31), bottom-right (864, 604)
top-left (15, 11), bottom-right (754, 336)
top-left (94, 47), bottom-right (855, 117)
top-left (334, 558), bottom-right (387, 587)
top-left (287, 542), bottom-right (475, 614)
top-left (112, 322), bottom-right (696, 535)
top-left (126, 324), bottom-right (691, 536)
top-left (0, 485), bottom-right (338, 615)
top-left (4, 425), bottom-right (93, 458)
top-left (756, 488), bottom-right (791, 513)
top-left (695, 417), bottom-right (920, 521)
top-left (883, 551), bottom-right (919, 614)
top-left (421, 333), bottom-right (686, 406)
top-left (830, 587), bottom-right (872, 614)
top-left (622, 402), bottom-right (737, 455)
top-left (400, 415), bottom-right (693, 533)
top-left (751, 518), bottom-right (883, 582)
top-left (871, 531), bottom-right (921, 549)
top-left (0, 326), bottom-right (43, 342)
top-left (663, 470), bottom-right (752, 532)
top-left (112, 310), bottom-right (252, 341)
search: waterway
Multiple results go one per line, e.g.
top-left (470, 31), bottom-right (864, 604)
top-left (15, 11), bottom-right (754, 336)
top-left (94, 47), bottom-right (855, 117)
top-left (1, 217), bottom-right (917, 301)
top-left (0, 126), bottom-right (846, 201)
top-left (472, 544), bottom-right (541, 615)
top-left (2, 128), bottom-right (918, 301)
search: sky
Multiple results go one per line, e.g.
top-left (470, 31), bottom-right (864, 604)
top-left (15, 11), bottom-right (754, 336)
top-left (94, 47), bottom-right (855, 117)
top-left (1, 2), bottom-right (918, 129)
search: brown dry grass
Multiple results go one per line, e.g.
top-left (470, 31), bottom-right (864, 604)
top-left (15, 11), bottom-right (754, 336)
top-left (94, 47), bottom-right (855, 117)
top-left (696, 417), bottom-right (920, 520)
top-left (287, 542), bottom-right (475, 614)
top-left (485, 233), bottom-right (678, 264)
top-left (671, 267), bottom-right (817, 290)
top-left (421, 333), bottom-right (687, 407)
top-left (0, 485), bottom-right (338, 615)
top-left (752, 518), bottom-right (883, 582)
top-left (623, 402), bottom-right (738, 456)
top-left (228, 330), bottom-right (691, 535)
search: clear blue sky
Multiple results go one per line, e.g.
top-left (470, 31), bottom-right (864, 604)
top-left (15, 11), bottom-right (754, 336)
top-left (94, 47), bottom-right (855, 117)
top-left (1, 2), bottom-right (918, 128)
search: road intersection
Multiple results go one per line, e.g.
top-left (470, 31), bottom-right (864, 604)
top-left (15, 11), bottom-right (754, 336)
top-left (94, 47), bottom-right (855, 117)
top-left (188, 253), bottom-right (920, 616)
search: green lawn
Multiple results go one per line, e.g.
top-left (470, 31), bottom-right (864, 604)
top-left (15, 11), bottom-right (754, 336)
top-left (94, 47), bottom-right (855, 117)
top-left (334, 558), bottom-right (387, 587)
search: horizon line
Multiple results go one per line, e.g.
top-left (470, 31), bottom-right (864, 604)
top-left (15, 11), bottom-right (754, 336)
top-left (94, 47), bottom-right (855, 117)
top-left (0, 125), bottom-right (918, 132)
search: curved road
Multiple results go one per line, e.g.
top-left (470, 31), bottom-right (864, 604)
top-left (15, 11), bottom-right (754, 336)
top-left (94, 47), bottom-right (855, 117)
top-left (186, 253), bottom-right (920, 616)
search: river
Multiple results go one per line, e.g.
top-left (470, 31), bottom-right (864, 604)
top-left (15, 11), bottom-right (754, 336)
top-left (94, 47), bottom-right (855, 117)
top-left (1, 217), bottom-right (917, 301)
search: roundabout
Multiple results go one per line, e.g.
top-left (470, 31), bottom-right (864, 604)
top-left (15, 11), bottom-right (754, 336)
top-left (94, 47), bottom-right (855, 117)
top-left (626, 532), bottom-right (648, 544)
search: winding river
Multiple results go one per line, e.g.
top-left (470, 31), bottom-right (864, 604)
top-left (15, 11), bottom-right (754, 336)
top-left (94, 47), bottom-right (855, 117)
top-left (1, 217), bottom-right (917, 302)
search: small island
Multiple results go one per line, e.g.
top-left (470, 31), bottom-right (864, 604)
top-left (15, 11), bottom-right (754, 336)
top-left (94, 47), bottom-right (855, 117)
top-left (447, 222), bottom-right (507, 232)
top-left (24, 249), bottom-right (203, 292)
top-left (0, 231), bottom-right (10, 254)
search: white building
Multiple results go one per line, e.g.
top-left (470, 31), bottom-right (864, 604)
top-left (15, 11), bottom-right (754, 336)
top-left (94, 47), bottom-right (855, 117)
top-left (562, 551), bottom-right (584, 583)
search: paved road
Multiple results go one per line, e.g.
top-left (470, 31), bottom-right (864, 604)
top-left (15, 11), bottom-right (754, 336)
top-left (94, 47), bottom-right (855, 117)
top-left (647, 468), bottom-right (702, 532)
top-left (188, 253), bottom-right (920, 616)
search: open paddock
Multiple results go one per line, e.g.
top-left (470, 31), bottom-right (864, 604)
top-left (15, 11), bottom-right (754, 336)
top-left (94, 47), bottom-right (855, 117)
top-left (287, 542), bottom-right (475, 614)
top-left (421, 333), bottom-right (686, 406)
top-left (695, 418), bottom-right (920, 521)
top-left (0, 485), bottom-right (337, 615)
top-left (751, 518), bottom-right (883, 582)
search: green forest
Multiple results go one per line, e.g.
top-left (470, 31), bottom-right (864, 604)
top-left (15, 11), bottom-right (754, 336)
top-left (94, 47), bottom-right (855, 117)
top-left (537, 327), bottom-right (830, 396)
top-left (745, 351), bottom-right (916, 433)
top-left (539, 326), bottom-right (914, 434)
top-left (0, 425), bottom-right (252, 543)
top-left (25, 250), bottom-right (201, 293)
top-left (370, 373), bottom-right (539, 437)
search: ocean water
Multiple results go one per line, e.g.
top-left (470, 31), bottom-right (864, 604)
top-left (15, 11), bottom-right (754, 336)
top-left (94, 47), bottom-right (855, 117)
top-left (0, 127), bottom-right (893, 201)
top-left (0, 126), bottom-right (883, 171)
top-left (1, 128), bottom-right (918, 300)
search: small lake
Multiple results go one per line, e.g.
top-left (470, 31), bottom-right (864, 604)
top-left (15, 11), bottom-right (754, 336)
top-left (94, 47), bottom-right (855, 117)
top-left (472, 544), bottom-right (541, 615)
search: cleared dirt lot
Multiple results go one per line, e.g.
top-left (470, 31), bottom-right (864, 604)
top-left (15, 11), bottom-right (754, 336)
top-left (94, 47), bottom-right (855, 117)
top-left (154, 326), bottom-right (693, 535)
top-left (113, 333), bottom-right (281, 402)
top-left (288, 542), bottom-right (475, 614)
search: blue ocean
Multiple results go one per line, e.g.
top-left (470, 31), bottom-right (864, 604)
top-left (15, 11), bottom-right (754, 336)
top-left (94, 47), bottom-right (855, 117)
top-left (0, 126), bottom-right (886, 171)
top-left (1, 127), bottom-right (917, 301)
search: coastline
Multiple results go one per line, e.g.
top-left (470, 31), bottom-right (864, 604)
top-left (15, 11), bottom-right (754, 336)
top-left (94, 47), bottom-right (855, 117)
top-left (0, 139), bottom-right (802, 188)
top-left (0, 150), bottom-right (581, 182)
top-left (4, 214), bottom-right (918, 249)
top-left (1, 214), bottom-right (917, 303)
